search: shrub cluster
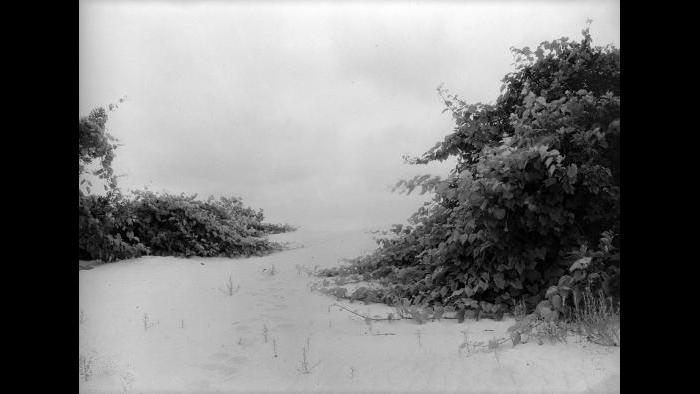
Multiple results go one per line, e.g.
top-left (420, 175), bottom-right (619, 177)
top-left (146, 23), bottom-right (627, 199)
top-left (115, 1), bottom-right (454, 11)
top-left (79, 189), bottom-right (293, 262)
top-left (78, 101), bottom-right (295, 263)
top-left (319, 27), bottom-right (620, 316)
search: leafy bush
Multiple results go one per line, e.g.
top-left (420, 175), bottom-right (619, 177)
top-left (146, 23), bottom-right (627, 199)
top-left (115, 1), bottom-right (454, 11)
top-left (79, 189), bottom-right (294, 262)
top-left (319, 26), bottom-right (620, 317)
top-left (78, 191), bottom-right (150, 262)
top-left (78, 101), bottom-right (296, 263)
top-left (79, 100), bottom-right (124, 194)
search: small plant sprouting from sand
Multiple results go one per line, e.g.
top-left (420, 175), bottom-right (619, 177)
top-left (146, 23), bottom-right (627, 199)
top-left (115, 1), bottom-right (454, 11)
top-left (297, 337), bottom-right (320, 374)
top-left (297, 347), bottom-right (312, 374)
top-left (458, 330), bottom-right (510, 358)
top-left (350, 366), bottom-right (356, 379)
top-left (415, 329), bottom-right (422, 347)
top-left (272, 339), bottom-right (278, 358)
top-left (458, 330), bottom-right (473, 356)
top-left (262, 264), bottom-right (277, 276)
top-left (142, 313), bottom-right (154, 331)
top-left (220, 275), bottom-right (241, 296)
top-left (238, 337), bottom-right (244, 346)
top-left (488, 337), bottom-right (502, 362)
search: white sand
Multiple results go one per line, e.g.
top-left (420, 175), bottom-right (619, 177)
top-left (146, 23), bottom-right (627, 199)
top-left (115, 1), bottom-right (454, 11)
top-left (79, 227), bottom-right (620, 393)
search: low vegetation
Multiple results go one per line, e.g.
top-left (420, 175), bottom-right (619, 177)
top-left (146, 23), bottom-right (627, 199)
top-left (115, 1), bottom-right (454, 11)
top-left (316, 25), bottom-right (620, 345)
top-left (78, 101), bottom-right (296, 263)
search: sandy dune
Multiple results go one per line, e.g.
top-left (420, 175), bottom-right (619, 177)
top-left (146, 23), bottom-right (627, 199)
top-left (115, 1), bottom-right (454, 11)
top-left (79, 227), bottom-right (619, 393)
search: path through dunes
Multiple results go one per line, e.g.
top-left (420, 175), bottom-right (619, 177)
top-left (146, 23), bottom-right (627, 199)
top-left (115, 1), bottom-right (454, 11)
top-left (79, 228), bottom-right (619, 393)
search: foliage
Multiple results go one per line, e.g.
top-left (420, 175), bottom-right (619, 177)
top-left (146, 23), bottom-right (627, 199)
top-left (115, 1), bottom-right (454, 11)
top-left (78, 191), bottom-right (150, 262)
top-left (570, 287), bottom-right (620, 346)
top-left (79, 97), bottom-right (125, 194)
top-left (507, 284), bottom-right (619, 347)
top-left (78, 102), bottom-right (296, 263)
top-left (318, 26), bottom-right (620, 318)
top-left (254, 222), bottom-right (299, 234)
top-left (79, 189), bottom-right (292, 262)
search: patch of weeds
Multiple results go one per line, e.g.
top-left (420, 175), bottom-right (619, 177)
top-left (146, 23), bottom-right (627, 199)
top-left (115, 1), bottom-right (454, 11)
top-left (488, 337), bottom-right (502, 362)
top-left (534, 320), bottom-right (569, 344)
top-left (79, 352), bottom-right (96, 382)
top-left (572, 288), bottom-right (620, 346)
top-left (458, 330), bottom-right (481, 357)
top-left (394, 299), bottom-right (431, 324)
top-left (509, 287), bottom-right (619, 347)
top-left (459, 330), bottom-right (510, 357)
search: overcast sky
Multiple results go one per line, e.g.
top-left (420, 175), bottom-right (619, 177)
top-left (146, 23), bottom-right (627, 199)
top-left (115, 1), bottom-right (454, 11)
top-left (79, 0), bottom-right (620, 231)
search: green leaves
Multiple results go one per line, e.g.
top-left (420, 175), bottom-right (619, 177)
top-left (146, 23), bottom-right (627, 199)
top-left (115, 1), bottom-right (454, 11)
top-left (79, 190), bottom-right (293, 262)
top-left (493, 208), bottom-right (506, 220)
top-left (570, 257), bottom-right (592, 272)
top-left (314, 27), bottom-right (619, 317)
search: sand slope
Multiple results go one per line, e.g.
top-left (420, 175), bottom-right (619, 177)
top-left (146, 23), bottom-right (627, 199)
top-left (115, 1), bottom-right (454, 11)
top-left (79, 228), bottom-right (619, 393)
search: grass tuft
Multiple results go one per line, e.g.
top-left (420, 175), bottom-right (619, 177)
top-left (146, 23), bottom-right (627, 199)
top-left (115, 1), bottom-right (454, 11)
top-left (572, 288), bottom-right (620, 346)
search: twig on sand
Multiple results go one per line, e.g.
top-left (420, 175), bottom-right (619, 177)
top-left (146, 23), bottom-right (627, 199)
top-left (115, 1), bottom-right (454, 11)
top-left (332, 302), bottom-right (464, 322)
top-left (331, 303), bottom-right (398, 321)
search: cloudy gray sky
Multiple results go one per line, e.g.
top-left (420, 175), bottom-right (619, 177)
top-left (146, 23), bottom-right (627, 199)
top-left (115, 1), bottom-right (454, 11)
top-left (79, 0), bottom-right (619, 230)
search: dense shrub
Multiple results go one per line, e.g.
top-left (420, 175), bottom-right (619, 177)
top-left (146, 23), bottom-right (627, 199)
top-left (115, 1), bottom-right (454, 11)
top-left (78, 100), bottom-right (296, 263)
top-left (319, 27), bottom-right (620, 316)
top-left (79, 191), bottom-right (150, 262)
top-left (79, 190), bottom-right (290, 262)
